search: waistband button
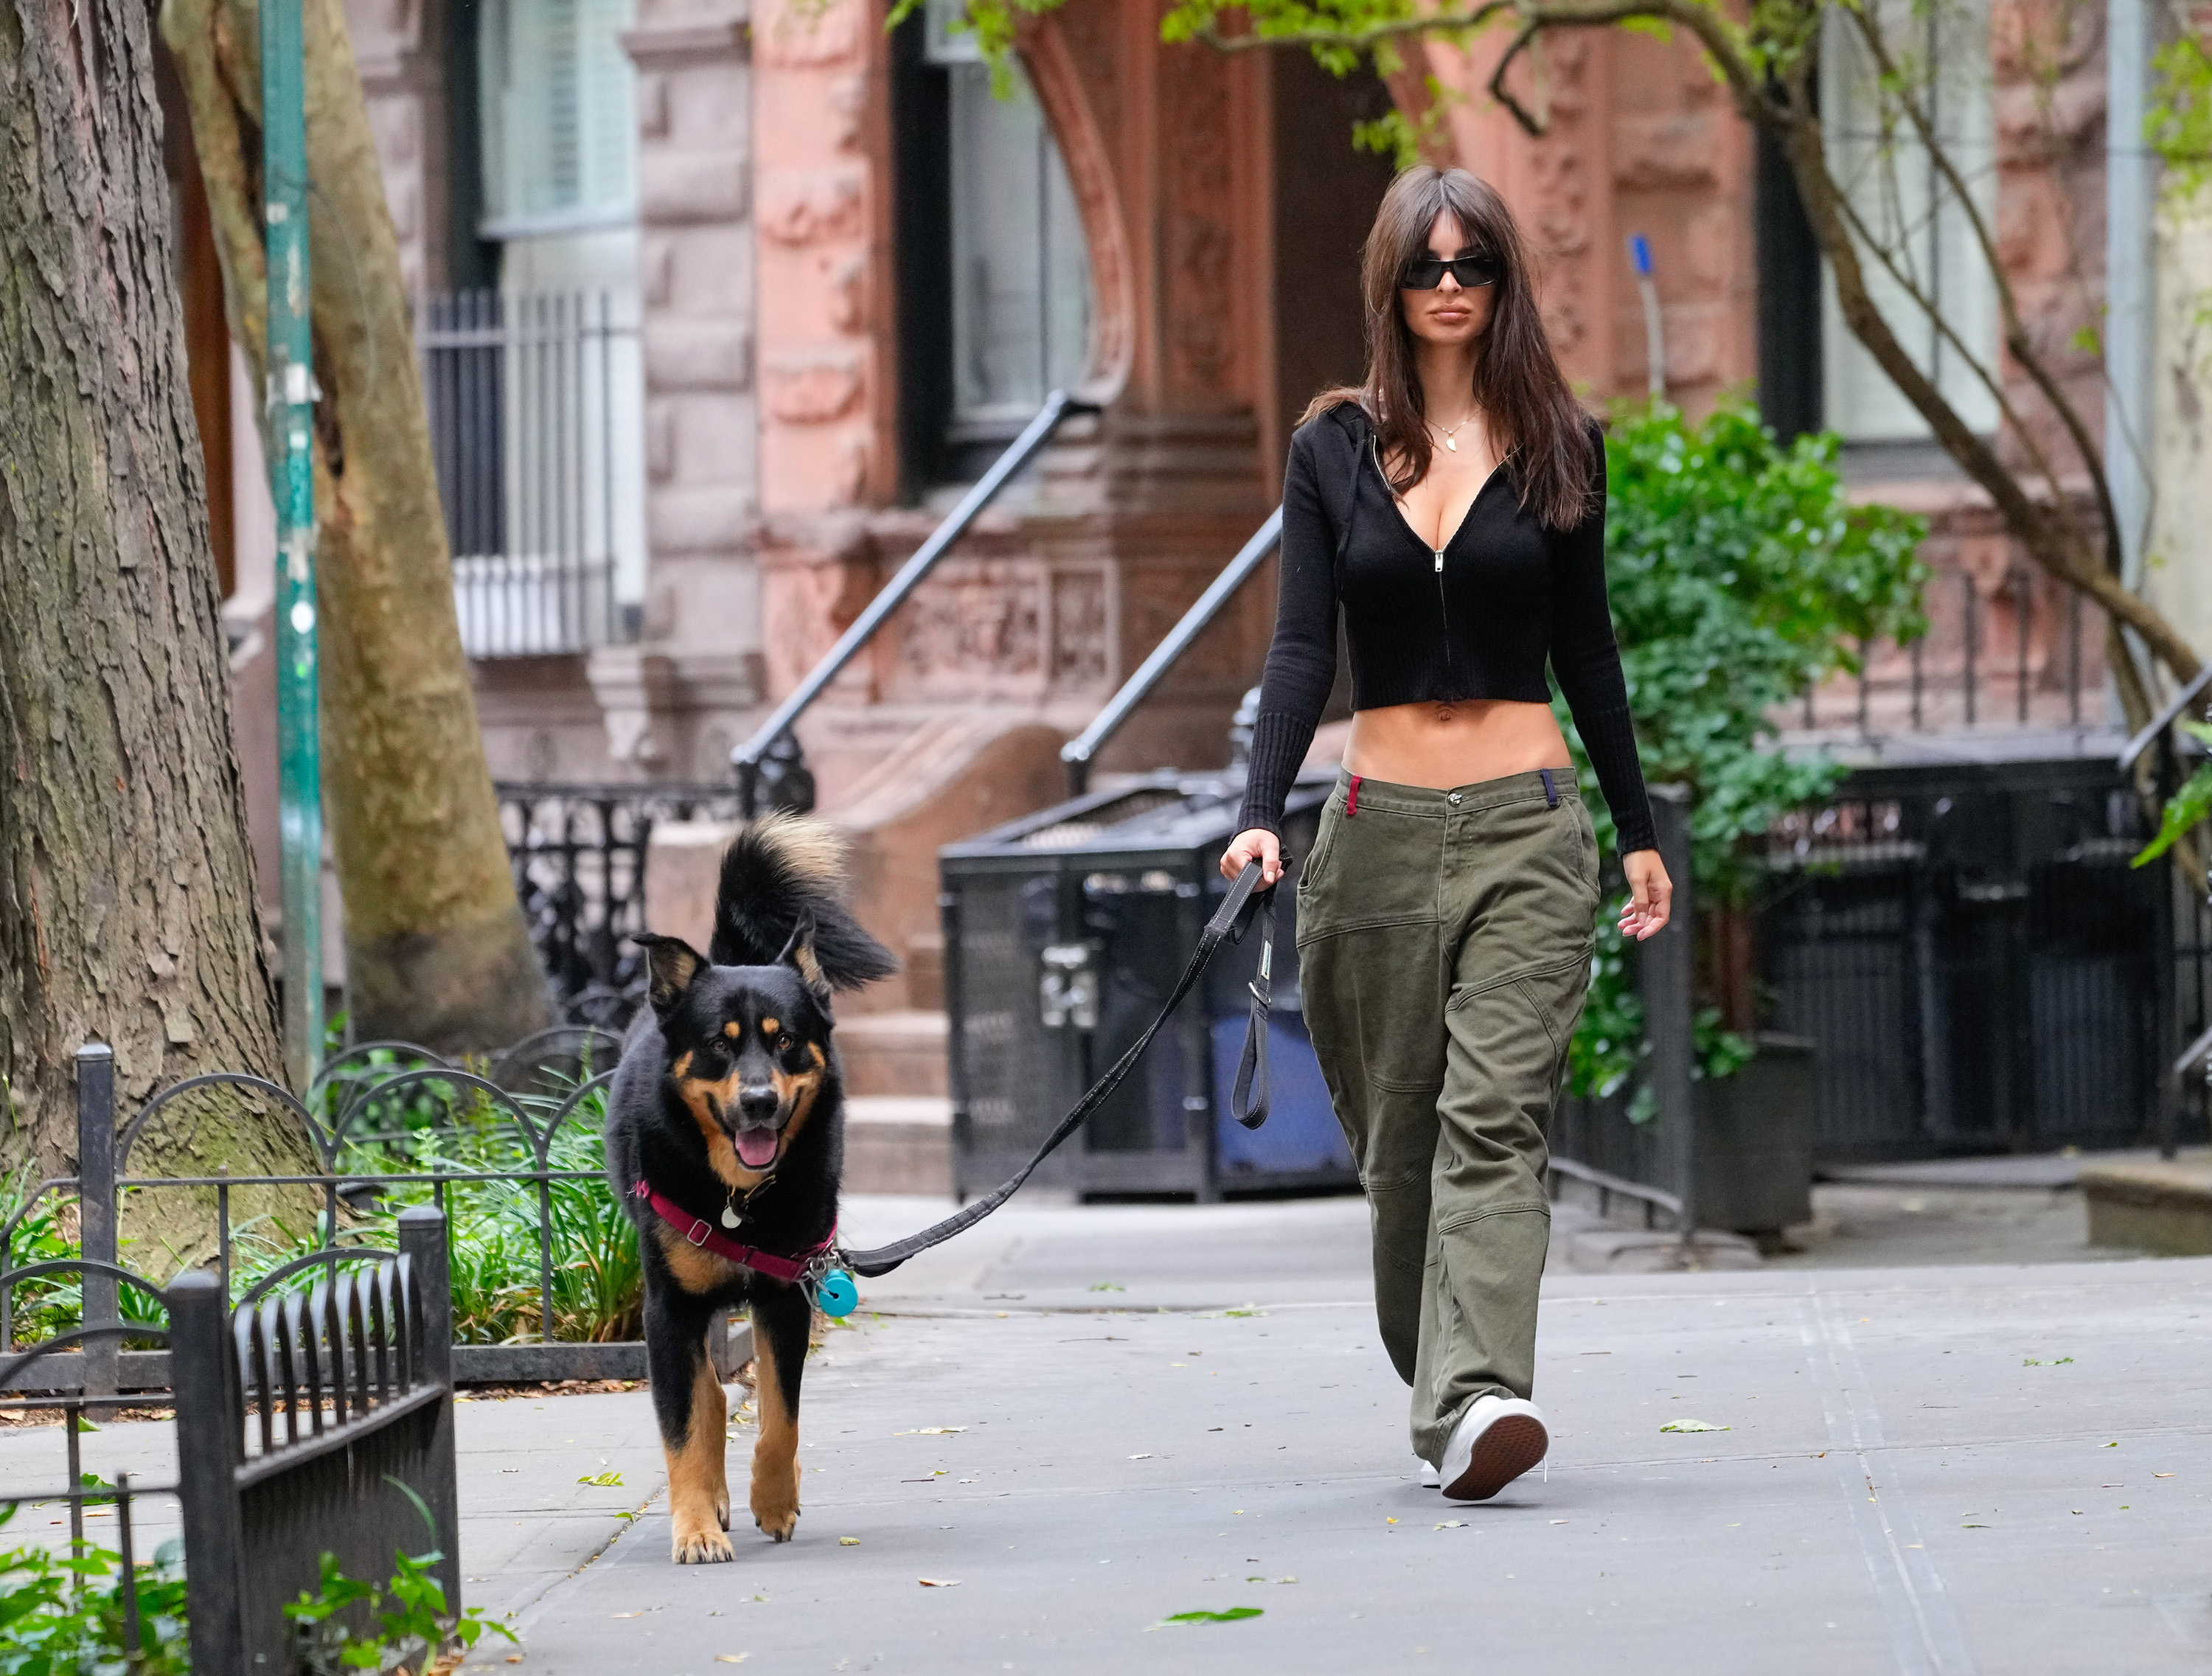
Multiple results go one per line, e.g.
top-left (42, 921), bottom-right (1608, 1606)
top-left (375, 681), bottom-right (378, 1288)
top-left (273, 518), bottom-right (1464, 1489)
top-left (1447, 792), bottom-right (1462, 805)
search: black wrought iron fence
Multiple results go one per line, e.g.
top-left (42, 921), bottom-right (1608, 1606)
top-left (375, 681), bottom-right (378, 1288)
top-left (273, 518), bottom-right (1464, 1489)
top-left (2, 1039), bottom-right (747, 1396)
top-left (495, 782), bottom-right (745, 1026)
top-left (1758, 757), bottom-right (2198, 1160)
top-left (0, 1215), bottom-right (467, 1673)
top-left (1798, 566), bottom-right (2095, 737)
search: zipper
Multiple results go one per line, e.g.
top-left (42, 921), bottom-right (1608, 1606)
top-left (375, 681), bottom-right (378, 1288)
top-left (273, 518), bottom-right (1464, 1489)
top-left (1376, 436), bottom-right (1453, 667)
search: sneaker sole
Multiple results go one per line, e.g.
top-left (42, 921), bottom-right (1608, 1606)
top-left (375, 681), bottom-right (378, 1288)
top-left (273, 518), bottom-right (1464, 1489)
top-left (1441, 1414), bottom-right (1548, 1501)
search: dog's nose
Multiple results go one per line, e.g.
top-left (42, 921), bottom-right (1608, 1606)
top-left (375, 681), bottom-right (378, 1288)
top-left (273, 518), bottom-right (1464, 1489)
top-left (737, 1084), bottom-right (779, 1124)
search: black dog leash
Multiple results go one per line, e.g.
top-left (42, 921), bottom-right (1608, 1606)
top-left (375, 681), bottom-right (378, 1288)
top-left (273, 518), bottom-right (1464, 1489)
top-left (842, 859), bottom-right (1277, 1279)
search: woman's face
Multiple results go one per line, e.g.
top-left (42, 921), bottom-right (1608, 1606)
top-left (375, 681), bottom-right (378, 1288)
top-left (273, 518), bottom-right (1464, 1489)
top-left (1398, 210), bottom-right (1498, 351)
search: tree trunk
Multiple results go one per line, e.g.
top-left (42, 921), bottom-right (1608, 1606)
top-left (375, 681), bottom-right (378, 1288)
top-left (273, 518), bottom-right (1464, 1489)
top-left (0, 0), bottom-right (305, 1178)
top-left (159, 0), bottom-right (552, 1056)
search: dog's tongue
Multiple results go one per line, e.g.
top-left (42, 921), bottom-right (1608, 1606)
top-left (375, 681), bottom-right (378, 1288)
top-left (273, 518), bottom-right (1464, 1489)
top-left (735, 1126), bottom-right (779, 1169)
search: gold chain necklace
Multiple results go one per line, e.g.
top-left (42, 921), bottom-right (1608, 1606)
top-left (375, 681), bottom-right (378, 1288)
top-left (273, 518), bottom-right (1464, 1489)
top-left (1429, 411), bottom-right (1481, 453)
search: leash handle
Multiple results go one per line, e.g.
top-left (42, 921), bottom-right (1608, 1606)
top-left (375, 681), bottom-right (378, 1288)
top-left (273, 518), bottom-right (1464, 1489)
top-left (844, 859), bottom-right (1276, 1278)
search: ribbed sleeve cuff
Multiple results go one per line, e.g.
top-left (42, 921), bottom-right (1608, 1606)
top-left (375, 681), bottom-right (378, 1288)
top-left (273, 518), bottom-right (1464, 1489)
top-left (1235, 712), bottom-right (1317, 837)
top-left (1577, 703), bottom-right (1657, 855)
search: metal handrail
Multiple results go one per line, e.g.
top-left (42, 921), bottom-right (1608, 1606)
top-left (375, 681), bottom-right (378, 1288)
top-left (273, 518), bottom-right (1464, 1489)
top-left (2117, 662), bottom-right (2212, 773)
top-left (1059, 507), bottom-right (1284, 796)
top-left (733, 391), bottom-right (1085, 817)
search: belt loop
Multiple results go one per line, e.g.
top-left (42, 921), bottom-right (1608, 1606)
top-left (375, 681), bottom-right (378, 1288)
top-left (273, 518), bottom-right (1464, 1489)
top-left (1346, 774), bottom-right (1362, 817)
top-left (1540, 767), bottom-right (1559, 808)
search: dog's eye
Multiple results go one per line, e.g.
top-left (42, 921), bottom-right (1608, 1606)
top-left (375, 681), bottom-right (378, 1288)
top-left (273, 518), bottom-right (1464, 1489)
top-left (776, 1033), bottom-right (793, 1053)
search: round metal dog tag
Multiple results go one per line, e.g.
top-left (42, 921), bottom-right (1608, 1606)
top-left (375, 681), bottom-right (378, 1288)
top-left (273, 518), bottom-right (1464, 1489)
top-left (814, 1268), bottom-right (858, 1318)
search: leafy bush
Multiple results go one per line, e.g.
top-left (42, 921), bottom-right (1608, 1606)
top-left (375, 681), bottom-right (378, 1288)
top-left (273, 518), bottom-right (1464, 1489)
top-left (1559, 397), bottom-right (1929, 1110)
top-left (0, 1509), bottom-right (190, 1675)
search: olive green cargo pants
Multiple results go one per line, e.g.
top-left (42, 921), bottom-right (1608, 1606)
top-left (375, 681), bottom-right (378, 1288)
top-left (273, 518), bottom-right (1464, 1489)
top-left (1295, 768), bottom-right (1599, 1466)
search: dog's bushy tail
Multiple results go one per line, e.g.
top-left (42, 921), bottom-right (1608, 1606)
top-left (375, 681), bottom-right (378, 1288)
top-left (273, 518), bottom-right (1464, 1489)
top-left (709, 813), bottom-right (898, 992)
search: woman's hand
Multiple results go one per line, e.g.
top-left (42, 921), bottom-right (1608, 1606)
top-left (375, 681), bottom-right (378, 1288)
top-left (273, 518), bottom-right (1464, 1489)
top-left (1618, 849), bottom-right (1673, 942)
top-left (1220, 827), bottom-right (1284, 887)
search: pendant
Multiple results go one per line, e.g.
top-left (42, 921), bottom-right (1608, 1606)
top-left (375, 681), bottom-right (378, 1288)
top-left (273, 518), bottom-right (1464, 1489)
top-left (720, 1203), bottom-right (741, 1228)
top-left (1444, 437), bottom-right (1458, 451)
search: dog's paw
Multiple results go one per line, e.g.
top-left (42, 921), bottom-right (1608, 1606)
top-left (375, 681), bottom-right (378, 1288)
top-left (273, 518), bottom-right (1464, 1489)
top-left (672, 1520), bottom-right (736, 1565)
top-left (717, 1489), bottom-right (731, 1531)
top-left (752, 1498), bottom-right (800, 1543)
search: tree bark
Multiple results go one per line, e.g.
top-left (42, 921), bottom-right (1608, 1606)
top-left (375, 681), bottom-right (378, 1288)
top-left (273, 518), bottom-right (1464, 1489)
top-left (159, 0), bottom-right (552, 1055)
top-left (0, 0), bottom-right (304, 1177)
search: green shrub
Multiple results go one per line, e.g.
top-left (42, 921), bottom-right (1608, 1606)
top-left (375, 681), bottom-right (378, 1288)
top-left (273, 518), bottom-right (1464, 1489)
top-left (1559, 397), bottom-right (1929, 1112)
top-left (0, 1509), bottom-right (190, 1675)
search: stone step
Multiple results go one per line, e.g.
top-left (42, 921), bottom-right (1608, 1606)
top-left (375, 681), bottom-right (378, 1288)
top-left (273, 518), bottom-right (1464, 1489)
top-left (841, 1095), bottom-right (953, 1197)
top-left (2080, 1160), bottom-right (2212, 1256)
top-left (836, 1009), bottom-right (949, 1099)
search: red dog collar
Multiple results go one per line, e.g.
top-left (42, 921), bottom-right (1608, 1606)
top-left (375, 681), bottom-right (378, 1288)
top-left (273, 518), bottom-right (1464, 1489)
top-left (631, 1179), bottom-right (836, 1284)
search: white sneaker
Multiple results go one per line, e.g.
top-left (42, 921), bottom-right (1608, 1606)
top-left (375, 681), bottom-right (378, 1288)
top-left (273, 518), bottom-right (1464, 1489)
top-left (1413, 1453), bottom-right (1440, 1489)
top-left (1438, 1395), bottom-right (1548, 1501)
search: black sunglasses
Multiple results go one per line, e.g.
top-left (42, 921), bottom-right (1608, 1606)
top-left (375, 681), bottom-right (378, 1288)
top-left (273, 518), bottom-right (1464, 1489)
top-left (1402, 254), bottom-right (1503, 290)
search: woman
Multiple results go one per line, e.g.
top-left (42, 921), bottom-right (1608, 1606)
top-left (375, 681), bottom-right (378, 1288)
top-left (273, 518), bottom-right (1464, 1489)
top-left (1220, 166), bottom-right (1672, 1502)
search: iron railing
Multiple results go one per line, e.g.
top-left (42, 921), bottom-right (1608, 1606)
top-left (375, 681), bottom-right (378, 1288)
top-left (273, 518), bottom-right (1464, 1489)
top-left (732, 390), bottom-right (1087, 817)
top-left (0, 1215), bottom-right (461, 1673)
top-left (496, 782), bottom-right (745, 1026)
top-left (417, 289), bottom-right (641, 658)
top-left (1060, 507), bottom-right (1284, 796)
top-left (1798, 566), bottom-right (2098, 737)
top-left (2, 1040), bottom-right (748, 1394)
top-left (1757, 756), bottom-right (2203, 1161)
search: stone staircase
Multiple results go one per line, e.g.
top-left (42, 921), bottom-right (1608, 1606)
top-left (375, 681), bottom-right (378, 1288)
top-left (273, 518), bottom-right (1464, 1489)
top-left (838, 943), bottom-right (953, 1195)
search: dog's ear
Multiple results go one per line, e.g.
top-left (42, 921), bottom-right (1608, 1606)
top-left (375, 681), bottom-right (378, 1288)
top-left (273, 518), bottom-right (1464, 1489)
top-left (633, 933), bottom-right (709, 1018)
top-left (776, 913), bottom-right (832, 1004)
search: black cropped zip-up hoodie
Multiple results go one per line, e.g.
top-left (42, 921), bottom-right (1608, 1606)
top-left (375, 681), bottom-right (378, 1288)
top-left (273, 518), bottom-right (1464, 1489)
top-left (1236, 400), bottom-right (1657, 855)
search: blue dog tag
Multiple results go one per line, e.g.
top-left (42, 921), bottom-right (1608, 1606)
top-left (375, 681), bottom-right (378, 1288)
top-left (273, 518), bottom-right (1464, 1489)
top-left (815, 1268), bottom-right (858, 1318)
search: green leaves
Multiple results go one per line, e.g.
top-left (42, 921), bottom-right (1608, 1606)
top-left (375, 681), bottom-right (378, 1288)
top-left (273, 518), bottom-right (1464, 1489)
top-left (0, 1533), bottom-right (192, 1676)
top-left (1151, 1606), bottom-right (1265, 1627)
top-left (2132, 723), bottom-right (2212, 868)
top-left (1562, 397), bottom-right (1929, 1100)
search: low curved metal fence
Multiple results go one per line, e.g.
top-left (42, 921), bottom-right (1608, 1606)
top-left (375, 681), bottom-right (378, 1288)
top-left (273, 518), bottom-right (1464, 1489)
top-left (2, 1035), bottom-right (747, 1394)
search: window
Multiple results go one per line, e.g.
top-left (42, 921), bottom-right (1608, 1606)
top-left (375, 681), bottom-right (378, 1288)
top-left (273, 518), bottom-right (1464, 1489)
top-left (894, 0), bottom-right (1093, 480)
top-left (479, 0), bottom-right (637, 237)
top-left (1819, 0), bottom-right (2000, 443)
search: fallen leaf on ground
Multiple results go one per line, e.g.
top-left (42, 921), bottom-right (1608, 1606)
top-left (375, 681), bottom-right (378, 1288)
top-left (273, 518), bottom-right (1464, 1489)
top-left (1549, 1519), bottom-right (1568, 1525)
top-left (577, 1472), bottom-right (624, 1487)
top-left (611, 1610), bottom-right (643, 1618)
top-left (1089, 1282), bottom-right (1125, 1292)
top-left (894, 1427), bottom-right (968, 1436)
top-left (918, 1578), bottom-right (961, 1588)
top-left (1434, 1520), bottom-right (1465, 1530)
top-left (839, 1537), bottom-right (861, 1546)
top-left (714, 1658), bottom-right (748, 1665)
top-left (1150, 1607), bottom-right (1264, 1628)
top-left (2156, 1472), bottom-right (2176, 1478)
top-left (1660, 1420), bottom-right (1729, 1433)
top-left (2023, 1356), bottom-right (2075, 1366)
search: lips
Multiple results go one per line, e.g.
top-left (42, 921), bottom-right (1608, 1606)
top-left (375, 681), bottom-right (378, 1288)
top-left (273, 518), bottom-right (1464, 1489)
top-left (735, 1125), bottom-right (779, 1169)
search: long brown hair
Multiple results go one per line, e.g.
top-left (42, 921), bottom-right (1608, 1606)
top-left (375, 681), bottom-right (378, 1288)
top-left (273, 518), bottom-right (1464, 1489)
top-left (1301, 165), bottom-right (1594, 532)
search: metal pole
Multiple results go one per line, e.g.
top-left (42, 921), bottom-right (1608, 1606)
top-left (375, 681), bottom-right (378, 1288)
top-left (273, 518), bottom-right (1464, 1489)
top-left (171, 1272), bottom-right (247, 1676)
top-left (1644, 785), bottom-right (1698, 1257)
top-left (76, 1046), bottom-right (118, 1399)
top-left (263, 0), bottom-right (323, 1090)
top-left (1630, 234), bottom-right (1666, 397)
top-left (397, 1207), bottom-right (462, 1613)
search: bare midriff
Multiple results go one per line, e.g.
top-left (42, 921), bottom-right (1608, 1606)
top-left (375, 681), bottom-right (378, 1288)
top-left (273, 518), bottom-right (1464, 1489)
top-left (1345, 698), bottom-right (1571, 791)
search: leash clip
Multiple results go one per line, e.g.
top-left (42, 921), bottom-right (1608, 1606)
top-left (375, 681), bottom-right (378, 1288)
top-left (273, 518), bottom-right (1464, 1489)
top-left (685, 1218), bottom-right (713, 1247)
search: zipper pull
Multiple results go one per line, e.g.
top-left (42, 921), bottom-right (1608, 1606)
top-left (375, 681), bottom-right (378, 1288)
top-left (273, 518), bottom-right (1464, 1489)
top-left (1434, 550), bottom-right (1444, 573)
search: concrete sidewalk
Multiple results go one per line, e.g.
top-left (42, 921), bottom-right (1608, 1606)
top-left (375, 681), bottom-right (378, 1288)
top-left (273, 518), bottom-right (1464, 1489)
top-left (8, 1195), bottom-right (2209, 1675)
top-left (481, 1199), bottom-right (2212, 1675)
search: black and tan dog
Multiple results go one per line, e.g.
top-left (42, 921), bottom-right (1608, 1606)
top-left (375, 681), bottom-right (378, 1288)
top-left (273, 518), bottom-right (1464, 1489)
top-left (607, 813), bottom-right (895, 1559)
